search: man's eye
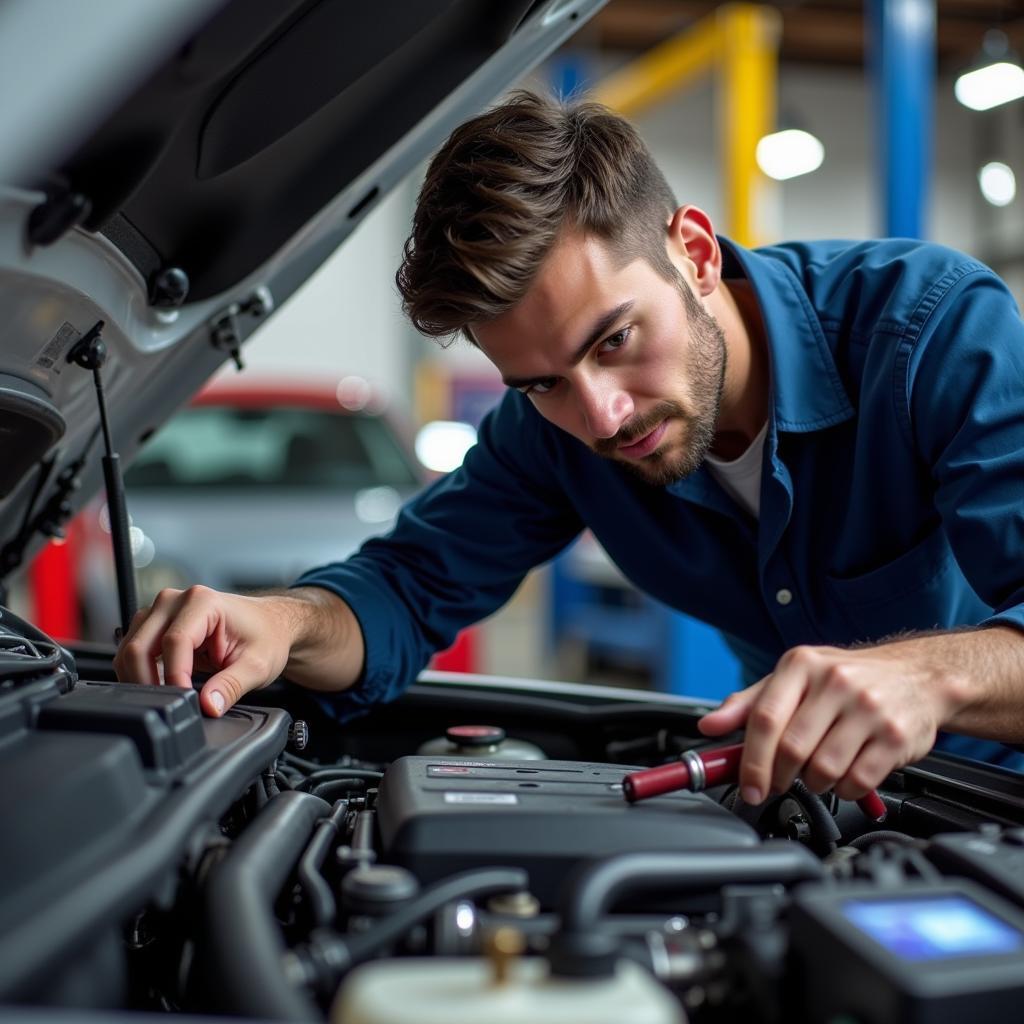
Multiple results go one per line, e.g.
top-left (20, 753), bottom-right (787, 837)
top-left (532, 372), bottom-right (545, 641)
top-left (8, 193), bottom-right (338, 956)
top-left (599, 327), bottom-right (630, 352)
top-left (520, 378), bottom-right (558, 396)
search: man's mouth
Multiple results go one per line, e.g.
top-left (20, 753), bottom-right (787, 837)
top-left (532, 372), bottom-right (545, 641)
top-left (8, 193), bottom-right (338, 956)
top-left (616, 420), bottom-right (669, 459)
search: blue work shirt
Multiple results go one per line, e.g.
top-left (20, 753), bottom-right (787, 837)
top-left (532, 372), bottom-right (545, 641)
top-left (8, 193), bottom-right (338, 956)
top-left (297, 237), bottom-right (1024, 766)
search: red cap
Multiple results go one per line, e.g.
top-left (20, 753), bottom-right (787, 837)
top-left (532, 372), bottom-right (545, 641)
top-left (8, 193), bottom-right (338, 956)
top-left (622, 761), bottom-right (692, 802)
top-left (856, 790), bottom-right (888, 822)
top-left (446, 725), bottom-right (506, 746)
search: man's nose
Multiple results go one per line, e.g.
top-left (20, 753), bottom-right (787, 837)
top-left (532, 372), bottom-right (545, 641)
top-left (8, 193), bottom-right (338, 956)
top-left (576, 378), bottom-right (633, 439)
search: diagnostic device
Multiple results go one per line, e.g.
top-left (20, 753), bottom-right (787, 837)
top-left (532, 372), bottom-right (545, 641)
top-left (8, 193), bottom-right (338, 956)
top-left (789, 880), bottom-right (1024, 1023)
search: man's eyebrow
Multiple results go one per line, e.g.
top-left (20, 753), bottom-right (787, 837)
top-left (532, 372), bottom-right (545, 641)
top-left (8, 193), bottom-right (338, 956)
top-left (501, 300), bottom-right (635, 389)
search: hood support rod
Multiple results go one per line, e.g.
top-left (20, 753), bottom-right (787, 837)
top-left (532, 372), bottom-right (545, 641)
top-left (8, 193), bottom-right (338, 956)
top-left (67, 321), bottom-right (138, 638)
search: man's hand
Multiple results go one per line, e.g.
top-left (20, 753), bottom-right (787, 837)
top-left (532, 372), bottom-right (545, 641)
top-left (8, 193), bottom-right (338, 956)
top-left (696, 639), bottom-right (976, 806)
top-left (114, 585), bottom-right (364, 717)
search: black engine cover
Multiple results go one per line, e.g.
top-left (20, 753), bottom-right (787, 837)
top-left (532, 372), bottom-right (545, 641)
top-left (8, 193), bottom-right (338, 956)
top-left (375, 756), bottom-right (759, 906)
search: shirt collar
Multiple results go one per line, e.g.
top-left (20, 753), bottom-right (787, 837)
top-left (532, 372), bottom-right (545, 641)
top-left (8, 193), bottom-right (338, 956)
top-left (719, 236), bottom-right (854, 433)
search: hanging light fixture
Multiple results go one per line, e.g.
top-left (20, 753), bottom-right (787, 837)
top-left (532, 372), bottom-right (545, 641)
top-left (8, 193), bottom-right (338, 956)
top-left (955, 30), bottom-right (1024, 111)
top-left (756, 126), bottom-right (824, 181)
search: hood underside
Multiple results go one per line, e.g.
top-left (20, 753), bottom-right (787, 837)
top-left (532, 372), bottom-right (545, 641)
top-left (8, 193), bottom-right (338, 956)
top-left (0, 0), bottom-right (606, 582)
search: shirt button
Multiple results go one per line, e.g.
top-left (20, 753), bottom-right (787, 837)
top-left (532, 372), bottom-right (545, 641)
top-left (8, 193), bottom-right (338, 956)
top-left (775, 588), bottom-right (793, 606)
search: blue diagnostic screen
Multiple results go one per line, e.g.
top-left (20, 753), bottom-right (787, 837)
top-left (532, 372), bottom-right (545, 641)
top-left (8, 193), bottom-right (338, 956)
top-left (842, 896), bottom-right (1024, 961)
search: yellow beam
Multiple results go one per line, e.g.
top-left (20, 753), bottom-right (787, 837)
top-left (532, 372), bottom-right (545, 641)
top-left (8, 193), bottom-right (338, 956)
top-left (592, 10), bottom-right (720, 118)
top-left (590, 3), bottom-right (780, 248)
top-left (718, 4), bottom-right (780, 246)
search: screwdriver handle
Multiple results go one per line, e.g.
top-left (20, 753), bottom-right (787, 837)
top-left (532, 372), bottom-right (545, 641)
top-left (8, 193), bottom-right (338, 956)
top-left (622, 742), bottom-right (887, 822)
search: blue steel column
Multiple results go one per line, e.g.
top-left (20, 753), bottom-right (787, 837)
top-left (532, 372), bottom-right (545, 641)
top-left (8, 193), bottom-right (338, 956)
top-left (869, 0), bottom-right (936, 237)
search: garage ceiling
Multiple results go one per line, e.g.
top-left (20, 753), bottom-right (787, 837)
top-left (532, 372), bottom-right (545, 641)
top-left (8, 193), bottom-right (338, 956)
top-left (589, 1), bottom-right (1024, 69)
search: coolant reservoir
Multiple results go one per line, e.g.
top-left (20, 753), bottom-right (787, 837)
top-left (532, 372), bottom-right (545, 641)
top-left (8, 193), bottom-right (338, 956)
top-left (416, 724), bottom-right (546, 761)
top-left (331, 955), bottom-right (684, 1024)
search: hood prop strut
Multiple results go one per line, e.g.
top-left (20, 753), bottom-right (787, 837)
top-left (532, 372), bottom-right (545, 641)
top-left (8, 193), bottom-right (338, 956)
top-left (67, 322), bottom-right (138, 638)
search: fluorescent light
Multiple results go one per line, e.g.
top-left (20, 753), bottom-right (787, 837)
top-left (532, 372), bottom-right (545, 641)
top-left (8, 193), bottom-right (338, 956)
top-left (979, 162), bottom-right (1016, 206)
top-left (414, 420), bottom-right (477, 473)
top-left (756, 129), bottom-right (824, 181)
top-left (955, 61), bottom-right (1024, 111)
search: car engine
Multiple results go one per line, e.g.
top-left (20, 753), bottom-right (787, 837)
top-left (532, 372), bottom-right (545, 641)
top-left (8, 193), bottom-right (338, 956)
top-left (5, 604), bottom-right (1024, 1024)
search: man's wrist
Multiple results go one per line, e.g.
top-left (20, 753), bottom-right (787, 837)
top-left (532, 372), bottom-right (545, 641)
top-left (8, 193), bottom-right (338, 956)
top-left (275, 586), bottom-right (365, 692)
top-left (883, 626), bottom-right (1022, 736)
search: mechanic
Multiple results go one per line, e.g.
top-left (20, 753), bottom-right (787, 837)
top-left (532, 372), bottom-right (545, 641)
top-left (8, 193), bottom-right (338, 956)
top-left (115, 90), bottom-right (1024, 805)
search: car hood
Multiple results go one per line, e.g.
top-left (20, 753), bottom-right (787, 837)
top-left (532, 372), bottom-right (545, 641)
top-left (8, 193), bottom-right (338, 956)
top-left (0, 0), bottom-right (606, 584)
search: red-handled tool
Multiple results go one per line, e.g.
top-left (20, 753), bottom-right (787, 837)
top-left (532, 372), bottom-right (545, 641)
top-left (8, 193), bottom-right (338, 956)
top-left (622, 742), bottom-right (887, 822)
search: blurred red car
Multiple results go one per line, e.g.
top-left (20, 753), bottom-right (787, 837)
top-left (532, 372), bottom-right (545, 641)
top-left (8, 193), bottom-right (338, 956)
top-left (75, 377), bottom-right (426, 641)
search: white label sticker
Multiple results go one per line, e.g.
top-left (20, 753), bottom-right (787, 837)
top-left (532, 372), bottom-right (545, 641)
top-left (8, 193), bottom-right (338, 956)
top-left (444, 792), bottom-right (518, 805)
top-left (36, 322), bottom-right (80, 373)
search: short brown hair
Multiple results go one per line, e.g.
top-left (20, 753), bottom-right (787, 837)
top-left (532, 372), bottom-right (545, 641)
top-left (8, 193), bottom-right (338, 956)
top-left (397, 90), bottom-right (678, 344)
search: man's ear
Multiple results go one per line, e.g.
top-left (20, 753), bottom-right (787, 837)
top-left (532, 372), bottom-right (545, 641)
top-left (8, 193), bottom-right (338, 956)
top-left (665, 206), bottom-right (722, 298)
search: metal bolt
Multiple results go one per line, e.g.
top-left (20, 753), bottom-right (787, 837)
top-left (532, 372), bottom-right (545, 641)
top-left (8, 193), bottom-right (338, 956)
top-left (288, 719), bottom-right (309, 751)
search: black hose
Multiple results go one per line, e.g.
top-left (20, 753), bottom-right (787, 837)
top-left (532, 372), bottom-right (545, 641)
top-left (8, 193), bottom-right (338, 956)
top-left (311, 779), bottom-right (369, 800)
top-left (560, 841), bottom-right (824, 934)
top-left (308, 867), bottom-right (528, 983)
top-left (200, 789), bottom-right (330, 1021)
top-left (789, 780), bottom-right (842, 852)
top-left (298, 768), bottom-right (384, 791)
top-left (297, 800), bottom-right (350, 927)
top-left (281, 752), bottom-right (328, 772)
top-left (848, 829), bottom-right (918, 851)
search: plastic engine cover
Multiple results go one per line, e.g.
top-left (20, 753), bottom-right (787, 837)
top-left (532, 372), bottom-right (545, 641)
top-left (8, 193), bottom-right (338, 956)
top-left (375, 756), bottom-right (759, 906)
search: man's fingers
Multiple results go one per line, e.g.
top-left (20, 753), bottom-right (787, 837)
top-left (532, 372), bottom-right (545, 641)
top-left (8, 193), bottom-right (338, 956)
top-left (158, 586), bottom-right (229, 688)
top-left (833, 739), bottom-right (895, 801)
top-left (801, 715), bottom-right (871, 794)
top-left (114, 596), bottom-right (180, 684)
top-left (697, 679), bottom-right (765, 736)
top-left (770, 681), bottom-right (853, 794)
top-left (738, 654), bottom-right (813, 804)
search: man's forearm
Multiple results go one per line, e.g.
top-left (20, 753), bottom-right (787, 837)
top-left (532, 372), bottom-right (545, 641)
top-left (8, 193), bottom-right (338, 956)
top-left (918, 624), bottom-right (1024, 741)
top-left (273, 586), bottom-right (367, 693)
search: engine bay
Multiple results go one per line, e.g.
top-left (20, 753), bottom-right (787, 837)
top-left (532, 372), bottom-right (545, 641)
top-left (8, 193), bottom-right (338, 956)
top-left (5, 604), bottom-right (1024, 1024)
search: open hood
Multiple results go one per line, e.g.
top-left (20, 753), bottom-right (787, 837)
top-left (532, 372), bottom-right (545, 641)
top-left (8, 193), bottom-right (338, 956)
top-left (0, 0), bottom-right (606, 584)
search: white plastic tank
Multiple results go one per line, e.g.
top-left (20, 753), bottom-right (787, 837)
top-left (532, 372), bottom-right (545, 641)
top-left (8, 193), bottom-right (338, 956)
top-left (332, 955), bottom-right (684, 1024)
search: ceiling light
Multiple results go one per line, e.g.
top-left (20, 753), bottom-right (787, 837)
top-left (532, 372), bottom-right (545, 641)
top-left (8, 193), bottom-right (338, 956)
top-left (979, 161), bottom-right (1016, 206)
top-left (755, 128), bottom-right (824, 181)
top-left (955, 62), bottom-right (1024, 110)
top-left (955, 31), bottom-right (1024, 111)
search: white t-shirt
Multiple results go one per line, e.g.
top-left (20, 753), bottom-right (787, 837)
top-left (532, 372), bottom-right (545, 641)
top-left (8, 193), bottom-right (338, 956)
top-left (704, 421), bottom-right (768, 519)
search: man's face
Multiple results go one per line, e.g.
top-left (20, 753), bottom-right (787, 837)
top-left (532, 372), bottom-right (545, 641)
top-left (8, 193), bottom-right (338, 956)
top-left (473, 231), bottom-right (727, 486)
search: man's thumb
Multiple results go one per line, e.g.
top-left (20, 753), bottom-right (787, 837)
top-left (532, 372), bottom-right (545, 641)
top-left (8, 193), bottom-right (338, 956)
top-left (200, 669), bottom-right (247, 717)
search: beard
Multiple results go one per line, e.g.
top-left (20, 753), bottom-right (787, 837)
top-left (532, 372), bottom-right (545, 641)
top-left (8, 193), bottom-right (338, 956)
top-left (592, 278), bottom-right (727, 487)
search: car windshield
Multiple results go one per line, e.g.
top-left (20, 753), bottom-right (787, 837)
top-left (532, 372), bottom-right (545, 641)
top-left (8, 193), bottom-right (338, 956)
top-left (125, 404), bottom-right (419, 491)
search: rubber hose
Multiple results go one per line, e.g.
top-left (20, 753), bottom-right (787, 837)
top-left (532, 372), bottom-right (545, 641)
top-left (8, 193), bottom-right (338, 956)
top-left (201, 789), bottom-right (330, 1021)
top-left (298, 768), bottom-right (384, 791)
top-left (297, 800), bottom-right (350, 927)
top-left (848, 829), bottom-right (919, 851)
top-left (789, 780), bottom-right (842, 850)
top-left (313, 867), bottom-right (528, 982)
top-left (560, 841), bottom-right (824, 934)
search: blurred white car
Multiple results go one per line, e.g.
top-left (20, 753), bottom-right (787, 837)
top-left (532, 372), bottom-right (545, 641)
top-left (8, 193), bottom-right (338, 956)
top-left (77, 377), bottom-right (425, 639)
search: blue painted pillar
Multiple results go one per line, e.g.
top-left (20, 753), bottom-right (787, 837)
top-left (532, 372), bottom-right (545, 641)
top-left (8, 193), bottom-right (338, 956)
top-left (869, 0), bottom-right (935, 238)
